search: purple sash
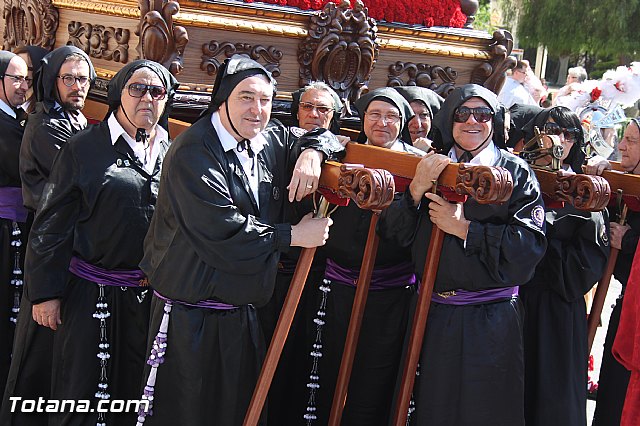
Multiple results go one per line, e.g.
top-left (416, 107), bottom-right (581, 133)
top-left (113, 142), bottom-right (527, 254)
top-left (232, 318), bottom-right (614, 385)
top-left (153, 290), bottom-right (238, 311)
top-left (0, 187), bottom-right (28, 222)
top-left (431, 286), bottom-right (519, 305)
top-left (68, 256), bottom-right (145, 287)
top-left (325, 258), bottom-right (417, 290)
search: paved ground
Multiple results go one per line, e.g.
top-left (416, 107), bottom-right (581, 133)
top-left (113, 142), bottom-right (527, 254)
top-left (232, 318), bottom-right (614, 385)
top-left (587, 278), bottom-right (623, 424)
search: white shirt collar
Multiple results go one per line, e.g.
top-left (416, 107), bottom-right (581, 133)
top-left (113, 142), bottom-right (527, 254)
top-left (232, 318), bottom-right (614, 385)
top-left (210, 111), bottom-right (268, 155)
top-left (448, 141), bottom-right (499, 166)
top-left (107, 113), bottom-right (168, 173)
top-left (0, 99), bottom-right (15, 119)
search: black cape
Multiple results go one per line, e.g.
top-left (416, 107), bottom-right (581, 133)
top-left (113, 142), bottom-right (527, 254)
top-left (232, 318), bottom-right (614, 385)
top-left (23, 120), bottom-right (168, 425)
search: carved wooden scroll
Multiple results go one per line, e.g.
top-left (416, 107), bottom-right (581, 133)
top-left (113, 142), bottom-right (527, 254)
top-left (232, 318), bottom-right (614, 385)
top-left (456, 163), bottom-right (513, 204)
top-left (471, 30), bottom-right (517, 94)
top-left (67, 22), bottom-right (129, 63)
top-left (337, 165), bottom-right (395, 210)
top-left (387, 62), bottom-right (457, 97)
top-left (136, 0), bottom-right (188, 76)
top-left (298, 0), bottom-right (378, 110)
top-left (201, 41), bottom-right (283, 78)
top-left (555, 172), bottom-right (611, 211)
top-left (2, 0), bottom-right (58, 51)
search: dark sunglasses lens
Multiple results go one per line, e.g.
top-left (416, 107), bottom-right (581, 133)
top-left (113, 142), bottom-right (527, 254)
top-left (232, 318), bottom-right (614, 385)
top-left (148, 86), bottom-right (166, 100)
top-left (454, 108), bottom-right (471, 123)
top-left (474, 108), bottom-right (493, 123)
top-left (129, 84), bottom-right (146, 98)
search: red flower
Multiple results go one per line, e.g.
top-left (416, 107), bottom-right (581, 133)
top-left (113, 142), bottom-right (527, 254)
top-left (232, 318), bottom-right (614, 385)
top-left (241, 0), bottom-right (468, 28)
top-left (590, 87), bottom-right (602, 103)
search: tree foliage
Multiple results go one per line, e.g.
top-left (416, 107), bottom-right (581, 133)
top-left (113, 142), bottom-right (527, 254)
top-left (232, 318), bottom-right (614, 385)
top-left (516, 0), bottom-right (640, 58)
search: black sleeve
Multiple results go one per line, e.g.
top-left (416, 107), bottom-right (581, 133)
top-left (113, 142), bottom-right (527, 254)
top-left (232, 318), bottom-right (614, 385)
top-left (377, 189), bottom-right (422, 248)
top-left (537, 210), bottom-right (610, 301)
top-left (24, 141), bottom-right (80, 303)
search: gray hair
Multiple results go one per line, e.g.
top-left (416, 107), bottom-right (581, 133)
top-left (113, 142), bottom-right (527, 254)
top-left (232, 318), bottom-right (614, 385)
top-left (302, 81), bottom-right (338, 97)
top-left (568, 66), bottom-right (587, 82)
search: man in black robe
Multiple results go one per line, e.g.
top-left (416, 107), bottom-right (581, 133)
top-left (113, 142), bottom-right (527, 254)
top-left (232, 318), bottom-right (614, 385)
top-left (301, 87), bottom-right (422, 426)
top-left (585, 118), bottom-right (640, 426)
top-left (18, 60), bottom-right (177, 426)
top-left (519, 106), bottom-right (609, 426)
top-left (261, 80), bottom-right (344, 426)
top-left (378, 84), bottom-right (547, 425)
top-left (1, 46), bottom-right (96, 426)
top-left (0, 50), bottom-right (29, 401)
top-left (136, 55), bottom-right (344, 426)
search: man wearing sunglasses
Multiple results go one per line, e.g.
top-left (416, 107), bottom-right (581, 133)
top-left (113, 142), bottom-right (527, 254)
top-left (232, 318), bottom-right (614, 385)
top-left (498, 60), bottom-right (537, 108)
top-left (2, 46), bottom-right (95, 426)
top-left (13, 60), bottom-right (177, 425)
top-left (379, 84), bottom-right (547, 426)
top-left (0, 50), bottom-right (29, 402)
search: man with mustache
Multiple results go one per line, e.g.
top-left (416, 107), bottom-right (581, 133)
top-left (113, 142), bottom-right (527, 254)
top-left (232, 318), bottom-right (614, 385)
top-left (1, 46), bottom-right (95, 426)
top-left (0, 50), bottom-right (29, 399)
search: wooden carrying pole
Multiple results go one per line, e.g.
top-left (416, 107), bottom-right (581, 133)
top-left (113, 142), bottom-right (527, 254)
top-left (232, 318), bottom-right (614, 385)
top-left (391, 215), bottom-right (445, 426)
top-left (328, 213), bottom-right (381, 425)
top-left (243, 197), bottom-right (330, 426)
top-left (588, 203), bottom-right (629, 352)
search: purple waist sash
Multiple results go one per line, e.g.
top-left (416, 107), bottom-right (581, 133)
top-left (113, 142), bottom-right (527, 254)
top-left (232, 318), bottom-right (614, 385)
top-left (431, 286), bottom-right (519, 305)
top-left (153, 290), bottom-right (238, 311)
top-left (325, 258), bottom-right (417, 290)
top-left (0, 187), bottom-right (28, 222)
top-left (69, 256), bottom-right (145, 288)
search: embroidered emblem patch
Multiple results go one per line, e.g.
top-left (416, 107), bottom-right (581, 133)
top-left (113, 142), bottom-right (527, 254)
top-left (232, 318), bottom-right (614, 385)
top-left (273, 186), bottom-right (280, 201)
top-left (531, 205), bottom-right (545, 228)
top-left (601, 226), bottom-right (609, 246)
top-left (290, 126), bottom-right (307, 138)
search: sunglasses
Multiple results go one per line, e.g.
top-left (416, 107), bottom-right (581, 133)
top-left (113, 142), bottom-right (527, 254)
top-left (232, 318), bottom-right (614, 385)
top-left (126, 83), bottom-right (167, 100)
top-left (299, 101), bottom-right (333, 115)
top-left (453, 106), bottom-right (494, 123)
top-left (543, 123), bottom-right (580, 142)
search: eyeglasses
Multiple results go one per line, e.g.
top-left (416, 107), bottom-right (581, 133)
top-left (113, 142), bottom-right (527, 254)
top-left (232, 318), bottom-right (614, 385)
top-left (4, 73), bottom-right (32, 87)
top-left (453, 106), bottom-right (494, 123)
top-left (299, 102), bottom-right (333, 115)
top-left (543, 123), bottom-right (580, 143)
top-left (126, 83), bottom-right (167, 100)
top-left (365, 111), bottom-right (401, 124)
top-left (57, 74), bottom-right (90, 88)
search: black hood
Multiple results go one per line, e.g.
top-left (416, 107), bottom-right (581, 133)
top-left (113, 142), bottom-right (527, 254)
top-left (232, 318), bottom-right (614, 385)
top-left (207, 54), bottom-right (276, 113)
top-left (394, 86), bottom-right (444, 118)
top-left (0, 51), bottom-right (17, 76)
top-left (290, 85), bottom-right (343, 134)
top-left (105, 59), bottom-right (179, 133)
top-left (507, 103), bottom-right (543, 148)
top-left (522, 106), bottom-right (585, 173)
top-left (432, 84), bottom-right (504, 153)
top-left (35, 46), bottom-right (96, 105)
top-left (354, 87), bottom-right (414, 143)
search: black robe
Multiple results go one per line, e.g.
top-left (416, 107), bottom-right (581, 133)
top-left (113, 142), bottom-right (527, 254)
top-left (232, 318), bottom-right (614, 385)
top-left (520, 206), bottom-right (609, 426)
top-left (592, 210), bottom-right (640, 426)
top-left (0, 107), bottom-right (27, 397)
top-left (138, 116), bottom-right (344, 426)
top-left (300, 198), bottom-right (415, 426)
top-left (2, 102), bottom-right (88, 426)
top-left (17, 121), bottom-right (167, 425)
top-left (378, 150), bottom-right (547, 426)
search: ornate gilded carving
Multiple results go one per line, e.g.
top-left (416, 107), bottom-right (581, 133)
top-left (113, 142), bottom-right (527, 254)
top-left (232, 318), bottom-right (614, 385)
top-left (471, 30), bottom-right (517, 94)
top-left (387, 62), bottom-right (458, 97)
top-left (67, 22), bottom-right (129, 63)
top-left (555, 172), bottom-right (611, 211)
top-left (298, 0), bottom-right (378, 111)
top-left (338, 165), bottom-right (395, 210)
top-left (3, 0), bottom-right (58, 50)
top-left (456, 164), bottom-right (513, 204)
top-left (201, 41), bottom-right (283, 78)
top-left (136, 0), bottom-right (189, 75)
